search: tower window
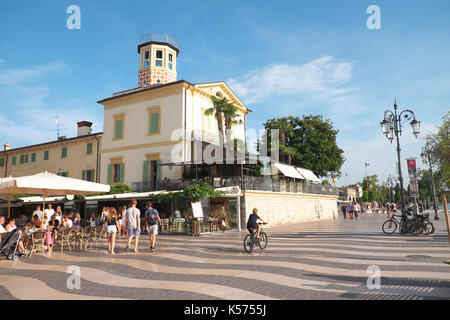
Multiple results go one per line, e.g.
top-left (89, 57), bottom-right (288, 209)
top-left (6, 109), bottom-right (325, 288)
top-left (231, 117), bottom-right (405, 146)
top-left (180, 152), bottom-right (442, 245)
top-left (144, 51), bottom-right (150, 67)
top-left (155, 50), bottom-right (163, 67)
top-left (168, 53), bottom-right (173, 70)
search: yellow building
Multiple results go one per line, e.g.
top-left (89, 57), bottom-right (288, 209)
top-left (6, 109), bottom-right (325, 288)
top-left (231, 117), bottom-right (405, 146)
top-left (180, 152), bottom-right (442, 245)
top-left (98, 33), bottom-right (250, 190)
top-left (0, 121), bottom-right (102, 182)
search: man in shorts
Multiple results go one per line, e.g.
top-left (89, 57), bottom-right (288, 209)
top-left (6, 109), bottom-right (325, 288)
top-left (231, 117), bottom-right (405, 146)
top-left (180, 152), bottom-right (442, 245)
top-left (246, 208), bottom-right (267, 239)
top-left (124, 199), bottom-right (141, 252)
top-left (145, 201), bottom-right (161, 253)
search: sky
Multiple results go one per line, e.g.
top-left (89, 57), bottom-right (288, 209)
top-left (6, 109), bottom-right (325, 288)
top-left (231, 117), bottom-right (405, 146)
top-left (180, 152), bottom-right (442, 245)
top-left (0, 0), bottom-right (449, 187)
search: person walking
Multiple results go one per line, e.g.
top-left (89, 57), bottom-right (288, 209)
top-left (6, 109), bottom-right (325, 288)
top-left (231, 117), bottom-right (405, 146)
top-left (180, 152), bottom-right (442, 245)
top-left (347, 202), bottom-right (354, 219)
top-left (105, 208), bottom-right (120, 254)
top-left (120, 206), bottom-right (127, 237)
top-left (342, 203), bottom-right (347, 219)
top-left (124, 199), bottom-right (141, 252)
top-left (145, 201), bottom-right (161, 253)
top-left (354, 203), bottom-right (360, 219)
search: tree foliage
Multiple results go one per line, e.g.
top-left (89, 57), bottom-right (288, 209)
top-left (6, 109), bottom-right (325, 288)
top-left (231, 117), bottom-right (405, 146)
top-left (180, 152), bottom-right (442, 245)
top-left (427, 111), bottom-right (450, 189)
top-left (260, 115), bottom-right (345, 177)
top-left (109, 184), bottom-right (132, 194)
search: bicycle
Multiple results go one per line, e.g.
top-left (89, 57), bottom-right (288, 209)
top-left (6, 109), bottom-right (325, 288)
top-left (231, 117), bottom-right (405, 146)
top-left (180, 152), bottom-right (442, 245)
top-left (382, 209), bottom-right (435, 235)
top-left (243, 223), bottom-right (268, 253)
top-left (382, 213), bottom-right (403, 234)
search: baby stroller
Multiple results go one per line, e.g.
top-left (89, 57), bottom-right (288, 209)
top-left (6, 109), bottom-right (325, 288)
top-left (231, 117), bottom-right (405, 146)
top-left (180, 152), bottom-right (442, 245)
top-left (0, 228), bottom-right (24, 261)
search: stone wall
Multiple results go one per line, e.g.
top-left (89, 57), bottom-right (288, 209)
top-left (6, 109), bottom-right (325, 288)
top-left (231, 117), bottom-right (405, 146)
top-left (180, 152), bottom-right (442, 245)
top-left (242, 190), bottom-right (338, 228)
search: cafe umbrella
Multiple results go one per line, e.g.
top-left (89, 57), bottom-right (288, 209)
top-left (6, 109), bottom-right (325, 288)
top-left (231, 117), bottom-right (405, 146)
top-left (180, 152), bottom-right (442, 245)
top-left (0, 172), bottom-right (110, 218)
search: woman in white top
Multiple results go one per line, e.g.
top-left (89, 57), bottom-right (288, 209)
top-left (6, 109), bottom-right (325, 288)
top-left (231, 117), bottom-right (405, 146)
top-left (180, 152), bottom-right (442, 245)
top-left (0, 217), bottom-right (6, 233)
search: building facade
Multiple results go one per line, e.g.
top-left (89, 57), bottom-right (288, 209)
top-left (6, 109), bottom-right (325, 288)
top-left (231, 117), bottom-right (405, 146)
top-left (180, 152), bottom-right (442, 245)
top-left (98, 34), bottom-right (249, 189)
top-left (0, 122), bottom-right (102, 182)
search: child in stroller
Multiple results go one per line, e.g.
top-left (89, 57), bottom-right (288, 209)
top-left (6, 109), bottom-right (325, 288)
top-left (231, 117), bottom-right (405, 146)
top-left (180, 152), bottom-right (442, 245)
top-left (0, 228), bottom-right (25, 261)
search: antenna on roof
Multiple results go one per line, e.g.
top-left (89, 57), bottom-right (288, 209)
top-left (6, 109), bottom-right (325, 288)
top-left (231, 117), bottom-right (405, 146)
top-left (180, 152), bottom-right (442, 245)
top-left (52, 116), bottom-right (60, 140)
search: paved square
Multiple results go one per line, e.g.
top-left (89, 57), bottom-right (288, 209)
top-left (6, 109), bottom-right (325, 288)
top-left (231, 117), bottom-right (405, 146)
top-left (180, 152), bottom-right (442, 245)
top-left (1, 213), bottom-right (449, 300)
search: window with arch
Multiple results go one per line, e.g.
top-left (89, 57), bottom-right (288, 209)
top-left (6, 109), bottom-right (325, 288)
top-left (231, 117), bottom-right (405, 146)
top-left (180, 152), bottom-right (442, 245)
top-left (216, 91), bottom-right (223, 98)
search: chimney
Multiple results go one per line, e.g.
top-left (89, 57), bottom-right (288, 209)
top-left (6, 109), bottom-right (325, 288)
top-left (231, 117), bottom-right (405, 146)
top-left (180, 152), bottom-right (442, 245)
top-left (77, 121), bottom-right (93, 137)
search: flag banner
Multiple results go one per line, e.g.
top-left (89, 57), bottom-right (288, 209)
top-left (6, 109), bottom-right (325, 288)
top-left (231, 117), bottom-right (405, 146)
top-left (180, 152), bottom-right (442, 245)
top-left (406, 158), bottom-right (419, 198)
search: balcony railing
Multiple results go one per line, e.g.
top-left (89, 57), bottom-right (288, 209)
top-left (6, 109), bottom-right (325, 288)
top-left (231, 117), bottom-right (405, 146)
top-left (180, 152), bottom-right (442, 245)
top-left (139, 33), bottom-right (178, 49)
top-left (131, 176), bottom-right (339, 196)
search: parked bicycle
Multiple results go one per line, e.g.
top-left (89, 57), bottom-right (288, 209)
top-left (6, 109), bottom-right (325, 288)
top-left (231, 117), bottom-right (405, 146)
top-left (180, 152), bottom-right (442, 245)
top-left (382, 209), bottom-right (434, 235)
top-left (243, 222), bottom-right (268, 253)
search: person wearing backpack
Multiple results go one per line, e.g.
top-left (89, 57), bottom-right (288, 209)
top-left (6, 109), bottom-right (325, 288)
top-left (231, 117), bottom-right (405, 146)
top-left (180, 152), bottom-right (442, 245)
top-left (145, 201), bottom-right (161, 253)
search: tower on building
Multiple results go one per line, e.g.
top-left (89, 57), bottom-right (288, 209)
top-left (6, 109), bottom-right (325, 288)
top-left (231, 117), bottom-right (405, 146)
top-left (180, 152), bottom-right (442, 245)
top-left (137, 33), bottom-right (179, 88)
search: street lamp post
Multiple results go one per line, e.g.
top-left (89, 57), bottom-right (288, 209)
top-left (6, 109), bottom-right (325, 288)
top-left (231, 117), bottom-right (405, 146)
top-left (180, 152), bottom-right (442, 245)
top-left (380, 100), bottom-right (420, 210)
top-left (421, 139), bottom-right (439, 220)
top-left (3, 143), bottom-right (10, 178)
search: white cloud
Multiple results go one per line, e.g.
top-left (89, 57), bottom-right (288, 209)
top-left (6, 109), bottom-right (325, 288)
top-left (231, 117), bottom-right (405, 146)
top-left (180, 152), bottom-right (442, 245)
top-left (0, 61), bottom-right (67, 86)
top-left (0, 61), bottom-right (103, 148)
top-left (228, 56), bottom-right (355, 104)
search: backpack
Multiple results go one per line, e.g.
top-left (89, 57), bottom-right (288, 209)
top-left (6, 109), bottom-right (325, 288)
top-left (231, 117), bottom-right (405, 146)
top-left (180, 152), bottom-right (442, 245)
top-left (147, 209), bottom-right (158, 225)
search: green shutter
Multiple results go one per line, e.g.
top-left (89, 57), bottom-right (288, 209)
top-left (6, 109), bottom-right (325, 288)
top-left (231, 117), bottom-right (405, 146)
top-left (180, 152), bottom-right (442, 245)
top-left (44, 151), bottom-right (49, 160)
top-left (82, 170), bottom-right (86, 181)
top-left (150, 113), bottom-right (160, 134)
top-left (87, 143), bottom-right (93, 154)
top-left (24, 155), bottom-right (28, 163)
top-left (11, 157), bottom-right (16, 165)
top-left (0, 158), bottom-right (4, 167)
top-left (91, 169), bottom-right (95, 182)
top-left (115, 120), bottom-right (123, 139)
top-left (156, 160), bottom-right (162, 182)
top-left (31, 153), bottom-right (36, 162)
top-left (62, 147), bottom-right (67, 158)
top-left (107, 164), bottom-right (112, 184)
top-left (119, 163), bottom-right (125, 183)
top-left (143, 160), bottom-right (149, 182)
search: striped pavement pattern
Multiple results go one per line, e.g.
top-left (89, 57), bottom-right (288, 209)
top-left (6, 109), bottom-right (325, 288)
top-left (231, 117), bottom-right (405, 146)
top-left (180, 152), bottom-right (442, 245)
top-left (0, 214), bottom-right (449, 300)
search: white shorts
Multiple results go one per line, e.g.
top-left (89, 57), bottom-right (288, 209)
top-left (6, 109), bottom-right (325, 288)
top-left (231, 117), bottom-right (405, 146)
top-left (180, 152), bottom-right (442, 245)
top-left (106, 225), bottom-right (117, 233)
top-left (148, 224), bottom-right (158, 235)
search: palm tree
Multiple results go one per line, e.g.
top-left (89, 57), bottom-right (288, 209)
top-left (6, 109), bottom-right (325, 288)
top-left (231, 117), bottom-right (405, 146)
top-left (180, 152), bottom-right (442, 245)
top-left (222, 99), bottom-right (243, 146)
top-left (204, 96), bottom-right (226, 141)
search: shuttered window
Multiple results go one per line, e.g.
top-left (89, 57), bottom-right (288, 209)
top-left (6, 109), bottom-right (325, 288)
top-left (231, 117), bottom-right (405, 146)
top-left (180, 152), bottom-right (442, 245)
top-left (114, 119), bottom-right (123, 139)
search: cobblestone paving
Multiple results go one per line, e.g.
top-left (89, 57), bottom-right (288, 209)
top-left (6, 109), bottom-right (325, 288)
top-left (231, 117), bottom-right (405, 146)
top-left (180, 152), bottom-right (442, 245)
top-left (0, 213), bottom-right (449, 300)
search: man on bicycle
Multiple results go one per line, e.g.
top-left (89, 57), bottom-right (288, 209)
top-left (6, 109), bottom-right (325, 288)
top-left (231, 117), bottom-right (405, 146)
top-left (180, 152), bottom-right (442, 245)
top-left (247, 208), bottom-right (267, 239)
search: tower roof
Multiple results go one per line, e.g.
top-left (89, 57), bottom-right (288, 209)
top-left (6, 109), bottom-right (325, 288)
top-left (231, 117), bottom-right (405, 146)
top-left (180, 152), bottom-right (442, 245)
top-left (137, 33), bottom-right (180, 55)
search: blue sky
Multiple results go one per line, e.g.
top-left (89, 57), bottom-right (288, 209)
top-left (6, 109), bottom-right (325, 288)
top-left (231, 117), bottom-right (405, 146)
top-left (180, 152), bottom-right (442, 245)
top-left (1, 0), bottom-right (449, 186)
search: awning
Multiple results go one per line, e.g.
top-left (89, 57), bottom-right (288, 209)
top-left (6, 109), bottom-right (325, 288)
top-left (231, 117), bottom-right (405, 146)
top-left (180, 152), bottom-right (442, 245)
top-left (274, 163), bottom-right (305, 179)
top-left (296, 168), bottom-right (321, 183)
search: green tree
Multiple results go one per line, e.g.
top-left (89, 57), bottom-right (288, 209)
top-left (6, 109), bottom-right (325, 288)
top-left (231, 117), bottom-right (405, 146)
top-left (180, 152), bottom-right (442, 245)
top-left (109, 184), bottom-right (132, 194)
top-left (222, 100), bottom-right (243, 145)
top-left (261, 115), bottom-right (345, 177)
top-left (428, 111), bottom-right (450, 189)
top-left (204, 96), bottom-right (226, 141)
top-left (183, 183), bottom-right (224, 202)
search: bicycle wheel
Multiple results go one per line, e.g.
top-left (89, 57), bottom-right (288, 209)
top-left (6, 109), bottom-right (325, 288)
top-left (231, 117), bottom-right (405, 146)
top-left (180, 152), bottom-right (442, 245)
top-left (382, 219), bottom-right (397, 234)
top-left (423, 221), bottom-right (435, 235)
top-left (243, 234), bottom-right (254, 253)
top-left (258, 232), bottom-right (268, 250)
